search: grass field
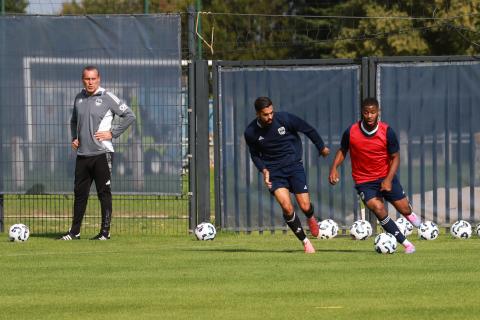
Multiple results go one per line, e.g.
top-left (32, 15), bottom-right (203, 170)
top-left (1, 232), bottom-right (479, 320)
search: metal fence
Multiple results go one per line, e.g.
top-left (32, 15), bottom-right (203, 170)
top-left (373, 56), bottom-right (480, 226)
top-left (213, 59), bottom-right (363, 232)
top-left (214, 57), bottom-right (480, 232)
top-left (0, 15), bottom-right (189, 235)
top-left (2, 15), bottom-right (480, 236)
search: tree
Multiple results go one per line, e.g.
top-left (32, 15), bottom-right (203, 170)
top-left (60, 0), bottom-right (480, 59)
top-left (199, 0), bottom-right (296, 60)
top-left (4, 0), bottom-right (28, 13)
top-left (62, 0), bottom-right (190, 14)
top-left (296, 0), bottom-right (480, 58)
top-left (420, 1), bottom-right (480, 56)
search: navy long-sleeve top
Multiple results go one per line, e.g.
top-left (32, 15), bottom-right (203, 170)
top-left (244, 111), bottom-right (325, 171)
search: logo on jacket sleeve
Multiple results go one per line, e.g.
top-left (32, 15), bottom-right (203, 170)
top-left (277, 126), bottom-right (286, 135)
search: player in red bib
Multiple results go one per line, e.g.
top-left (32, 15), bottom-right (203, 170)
top-left (329, 97), bottom-right (421, 254)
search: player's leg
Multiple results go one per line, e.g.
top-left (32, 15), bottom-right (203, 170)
top-left (385, 176), bottom-right (421, 227)
top-left (391, 198), bottom-right (421, 227)
top-left (91, 153), bottom-right (113, 240)
top-left (273, 188), bottom-right (314, 253)
top-left (358, 180), bottom-right (415, 253)
top-left (58, 156), bottom-right (93, 240)
top-left (295, 193), bottom-right (319, 237)
top-left (365, 197), bottom-right (414, 251)
top-left (290, 163), bottom-right (319, 237)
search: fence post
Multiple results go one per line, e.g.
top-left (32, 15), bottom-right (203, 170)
top-left (476, 132), bottom-right (480, 186)
top-left (195, 0), bottom-right (203, 59)
top-left (188, 7), bottom-right (211, 227)
top-left (0, 194), bottom-right (3, 232)
top-left (143, 0), bottom-right (149, 14)
top-left (0, 12), bottom-right (3, 231)
top-left (194, 60), bottom-right (210, 224)
top-left (188, 6), bottom-right (197, 230)
top-left (212, 62), bottom-right (221, 229)
top-left (366, 57), bottom-right (378, 233)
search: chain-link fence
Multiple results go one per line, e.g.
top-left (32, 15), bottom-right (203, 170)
top-left (0, 15), bottom-right (189, 235)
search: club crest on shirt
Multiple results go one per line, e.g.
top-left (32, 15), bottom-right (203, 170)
top-left (95, 98), bottom-right (103, 106)
top-left (78, 99), bottom-right (83, 104)
top-left (277, 126), bottom-right (286, 135)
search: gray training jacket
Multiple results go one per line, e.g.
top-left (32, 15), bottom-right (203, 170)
top-left (70, 87), bottom-right (136, 156)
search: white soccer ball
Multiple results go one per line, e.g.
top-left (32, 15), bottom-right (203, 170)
top-left (418, 221), bottom-right (439, 240)
top-left (8, 224), bottom-right (30, 242)
top-left (349, 220), bottom-right (373, 240)
top-left (317, 219), bottom-right (339, 239)
top-left (374, 232), bottom-right (397, 254)
top-left (476, 223), bottom-right (480, 237)
top-left (194, 222), bottom-right (216, 241)
top-left (450, 220), bottom-right (472, 239)
top-left (396, 217), bottom-right (413, 236)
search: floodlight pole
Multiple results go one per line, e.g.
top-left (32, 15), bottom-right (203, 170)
top-left (196, 0), bottom-right (202, 59)
top-left (143, 0), bottom-right (149, 14)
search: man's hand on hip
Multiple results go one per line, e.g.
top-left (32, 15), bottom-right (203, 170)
top-left (94, 131), bottom-right (113, 141)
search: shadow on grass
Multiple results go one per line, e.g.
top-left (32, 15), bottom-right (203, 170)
top-left (185, 248), bottom-right (297, 253)
top-left (315, 248), bottom-right (369, 253)
top-left (185, 248), bottom-right (368, 253)
top-left (30, 233), bottom-right (63, 239)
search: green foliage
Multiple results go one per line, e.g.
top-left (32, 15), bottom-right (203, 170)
top-left (4, 0), bottom-right (28, 13)
top-left (297, 0), bottom-right (480, 58)
top-left (1, 233), bottom-right (480, 319)
top-left (62, 0), bottom-right (191, 14)
top-left (200, 0), bottom-right (294, 60)
top-left (58, 0), bottom-right (480, 59)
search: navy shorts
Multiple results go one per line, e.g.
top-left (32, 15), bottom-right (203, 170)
top-left (269, 162), bottom-right (308, 194)
top-left (355, 175), bottom-right (406, 203)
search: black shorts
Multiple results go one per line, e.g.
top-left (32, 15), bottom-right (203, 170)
top-left (269, 162), bottom-right (308, 194)
top-left (355, 175), bottom-right (406, 203)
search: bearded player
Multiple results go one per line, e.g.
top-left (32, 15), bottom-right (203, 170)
top-left (329, 97), bottom-right (421, 254)
top-left (244, 97), bottom-right (330, 254)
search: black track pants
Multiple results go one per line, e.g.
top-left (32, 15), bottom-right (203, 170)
top-left (70, 153), bottom-right (113, 235)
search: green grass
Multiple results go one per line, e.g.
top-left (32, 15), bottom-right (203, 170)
top-left (1, 233), bottom-right (479, 320)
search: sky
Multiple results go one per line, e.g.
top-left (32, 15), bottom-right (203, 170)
top-left (26, 1), bottom-right (69, 15)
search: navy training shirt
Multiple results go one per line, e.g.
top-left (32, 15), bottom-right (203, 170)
top-left (244, 111), bottom-right (325, 171)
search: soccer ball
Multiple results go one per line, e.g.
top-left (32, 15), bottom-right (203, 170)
top-left (8, 224), bottom-right (30, 242)
top-left (396, 217), bottom-right (414, 236)
top-left (374, 233), bottom-right (397, 254)
top-left (476, 224), bottom-right (480, 237)
top-left (450, 220), bottom-right (472, 239)
top-left (350, 220), bottom-right (373, 240)
top-left (418, 221), bottom-right (439, 240)
top-left (317, 219), bottom-right (339, 239)
top-left (194, 222), bottom-right (216, 240)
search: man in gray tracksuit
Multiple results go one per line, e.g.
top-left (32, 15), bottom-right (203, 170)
top-left (58, 65), bottom-right (136, 240)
